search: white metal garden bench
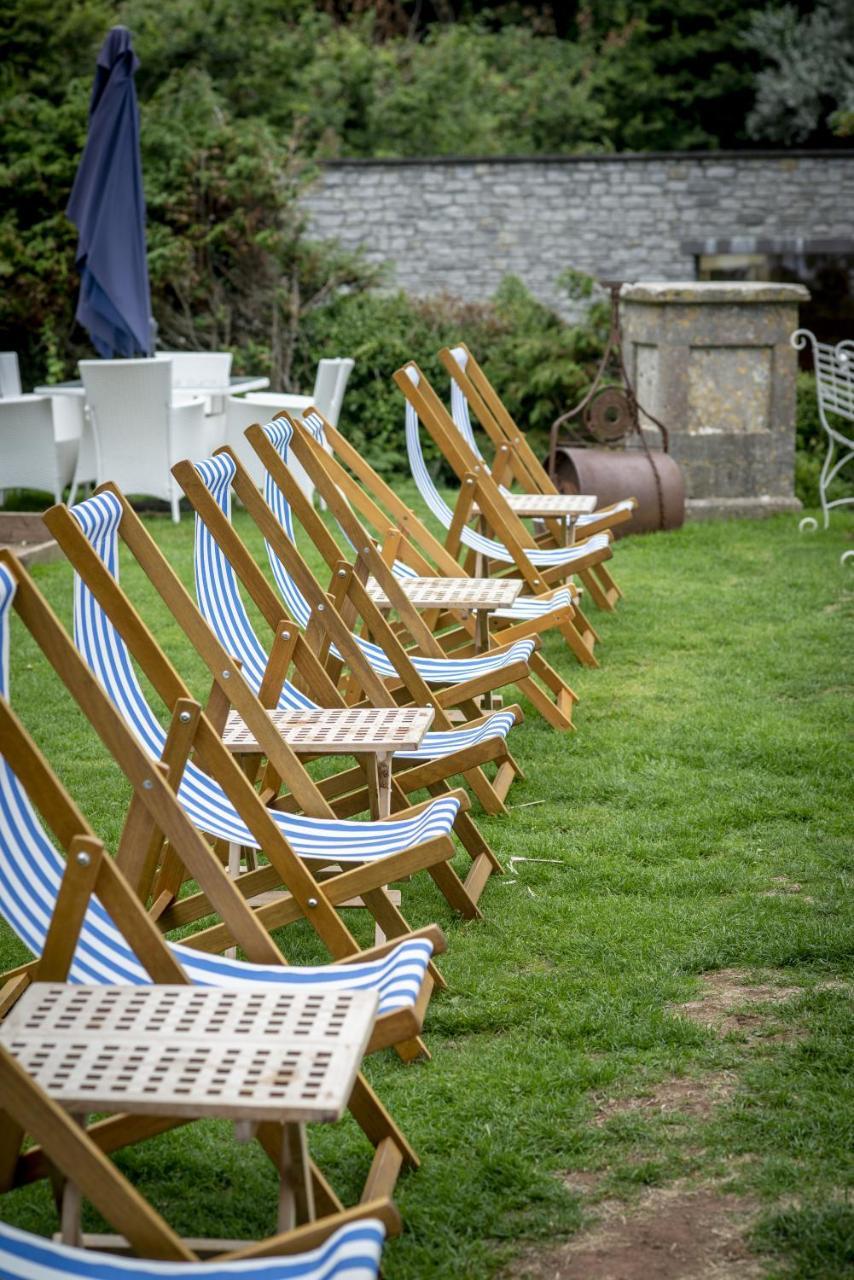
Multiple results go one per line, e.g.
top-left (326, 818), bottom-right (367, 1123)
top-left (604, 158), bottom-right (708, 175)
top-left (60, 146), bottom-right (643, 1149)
top-left (791, 329), bottom-right (854, 535)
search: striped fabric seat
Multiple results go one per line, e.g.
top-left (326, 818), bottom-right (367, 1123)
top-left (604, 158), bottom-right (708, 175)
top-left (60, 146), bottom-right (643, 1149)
top-left (446, 346), bottom-right (636, 532)
top-left (0, 561), bottom-right (432, 1017)
top-left (402, 366), bottom-right (612, 569)
top-left (192, 455), bottom-right (518, 761)
top-left (0, 1217), bottom-right (386, 1279)
top-left (66, 496), bottom-right (460, 864)
top-left (259, 420), bottom-right (537, 683)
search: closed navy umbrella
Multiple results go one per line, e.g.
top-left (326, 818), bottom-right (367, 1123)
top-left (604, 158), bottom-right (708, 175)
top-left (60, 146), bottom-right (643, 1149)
top-left (67, 26), bottom-right (152, 357)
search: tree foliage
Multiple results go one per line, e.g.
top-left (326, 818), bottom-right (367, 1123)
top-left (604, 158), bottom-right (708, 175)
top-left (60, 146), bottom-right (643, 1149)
top-left (140, 68), bottom-right (379, 386)
top-left (294, 274), bottom-right (609, 475)
top-left (1, 0), bottom-right (846, 416)
top-left (746, 1), bottom-right (854, 144)
top-left (117, 0), bottom-right (760, 157)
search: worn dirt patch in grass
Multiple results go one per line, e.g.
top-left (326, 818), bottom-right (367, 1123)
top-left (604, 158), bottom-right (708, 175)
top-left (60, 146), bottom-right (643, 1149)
top-left (760, 875), bottom-right (815, 902)
top-left (669, 968), bottom-right (803, 1039)
top-left (511, 1184), bottom-right (764, 1280)
top-left (592, 1070), bottom-right (738, 1126)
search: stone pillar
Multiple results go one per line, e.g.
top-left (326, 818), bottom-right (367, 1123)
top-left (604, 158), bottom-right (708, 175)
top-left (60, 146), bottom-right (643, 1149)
top-left (620, 281), bottom-right (808, 519)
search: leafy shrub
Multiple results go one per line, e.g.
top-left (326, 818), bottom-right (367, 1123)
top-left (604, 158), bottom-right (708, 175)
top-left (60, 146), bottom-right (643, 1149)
top-left (0, 2), bottom-right (112, 385)
top-left (292, 274), bottom-right (608, 475)
top-left (141, 69), bottom-right (378, 387)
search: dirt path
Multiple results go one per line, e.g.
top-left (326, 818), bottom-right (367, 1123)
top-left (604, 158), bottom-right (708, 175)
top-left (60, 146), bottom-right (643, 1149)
top-left (504, 969), bottom-right (839, 1280)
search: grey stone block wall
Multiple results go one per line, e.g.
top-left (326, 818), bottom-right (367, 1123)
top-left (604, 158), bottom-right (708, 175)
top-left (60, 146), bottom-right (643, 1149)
top-left (302, 151), bottom-right (854, 317)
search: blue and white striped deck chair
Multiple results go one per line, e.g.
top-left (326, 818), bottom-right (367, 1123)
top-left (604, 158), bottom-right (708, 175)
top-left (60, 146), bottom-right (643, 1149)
top-left (0, 1216), bottom-right (389, 1280)
top-left (0, 557), bottom-right (442, 1057)
top-left (54, 493), bottom-right (486, 938)
top-left (187, 452), bottom-right (522, 840)
top-left (294, 407), bottom-right (598, 676)
top-left (253, 421), bottom-right (557, 727)
top-left (443, 343), bottom-right (637, 540)
top-left (395, 362), bottom-right (618, 604)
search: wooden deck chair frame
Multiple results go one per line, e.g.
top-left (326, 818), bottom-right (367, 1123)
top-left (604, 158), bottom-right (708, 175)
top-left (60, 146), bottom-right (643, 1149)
top-left (285, 406), bottom-right (599, 678)
top-left (395, 360), bottom-right (622, 615)
top-left (240, 415), bottom-right (581, 738)
top-left (0, 1048), bottom-right (399, 1264)
top-left (439, 341), bottom-right (636, 551)
top-left (174, 451), bottom-right (523, 822)
top-left (244, 420), bottom-right (555, 720)
top-left (269, 411), bottom-right (586, 724)
top-left (205, 433), bottom-right (539, 794)
top-left (173, 452), bottom-right (510, 909)
top-left (0, 551), bottom-right (446, 1210)
top-left (0, 725), bottom-right (404, 1239)
top-left (1, 1030), bottom-right (402, 1263)
top-left (0, 1071), bottom-right (400, 1263)
top-left (0, 549), bottom-right (444, 1054)
top-left (40, 495), bottom-right (477, 968)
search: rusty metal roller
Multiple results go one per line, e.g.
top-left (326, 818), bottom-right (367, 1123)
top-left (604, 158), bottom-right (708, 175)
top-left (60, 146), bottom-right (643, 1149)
top-left (551, 445), bottom-right (685, 537)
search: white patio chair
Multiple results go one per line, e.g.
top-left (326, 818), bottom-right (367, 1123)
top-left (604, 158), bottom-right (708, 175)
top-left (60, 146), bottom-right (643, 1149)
top-left (157, 348), bottom-right (233, 389)
top-left (222, 393), bottom-right (317, 498)
top-left (79, 358), bottom-right (208, 522)
top-left (312, 356), bottom-right (355, 428)
top-left (0, 395), bottom-right (78, 504)
top-left (0, 352), bottom-right (22, 398)
top-left (222, 358), bottom-right (354, 502)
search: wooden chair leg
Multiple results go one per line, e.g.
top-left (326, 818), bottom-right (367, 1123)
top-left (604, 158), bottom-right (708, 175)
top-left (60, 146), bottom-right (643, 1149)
top-left (427, 861), bottom-right (483, 919)
top-left (594, 560), bottom-right (623, 604)
top-left (578, 566), bottom-right (615, 611)
top-left (516, 676), bottom-right (574, 732)
top-left (347, 1073), bottom-right (419, 1169)
top-left (427, 782), bottom-right (504, 873)
top-left (555, 610), bottom-right (599, 668)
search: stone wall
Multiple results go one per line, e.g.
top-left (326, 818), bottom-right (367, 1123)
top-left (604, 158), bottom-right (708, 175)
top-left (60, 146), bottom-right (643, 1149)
top-left (303, 151), bottom-right (854, 317)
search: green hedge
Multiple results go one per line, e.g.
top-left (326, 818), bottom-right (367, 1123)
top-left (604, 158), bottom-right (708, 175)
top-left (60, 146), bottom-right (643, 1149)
top-left (292, 274), bottom-right (608, 476)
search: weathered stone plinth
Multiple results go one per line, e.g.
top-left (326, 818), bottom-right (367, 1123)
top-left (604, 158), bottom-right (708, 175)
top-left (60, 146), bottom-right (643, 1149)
top-left (620, 281), bottom-right (808, 520)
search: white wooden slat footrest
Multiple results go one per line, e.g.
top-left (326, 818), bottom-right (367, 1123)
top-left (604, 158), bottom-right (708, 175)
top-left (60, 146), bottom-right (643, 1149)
top-left (365, 576), bottom-right (522, 612)
top-left (222, 706), bottom-right (434, 756)
top-left (1, 984), bottom-right (379, 1124)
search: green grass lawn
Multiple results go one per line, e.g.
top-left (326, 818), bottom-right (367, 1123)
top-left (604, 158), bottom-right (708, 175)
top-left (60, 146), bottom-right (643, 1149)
top-left (1, 499), bottom-right (852, 1278)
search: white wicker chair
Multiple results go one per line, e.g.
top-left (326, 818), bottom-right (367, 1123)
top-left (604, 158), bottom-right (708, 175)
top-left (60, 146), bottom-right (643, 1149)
top-left (157, 349), bottom-right (233, 389)
top-left (0, 395), bottom-right (78, 503)
top-left (79, 358), bottom-right (208, 522)
top-left (219, 358), bottom-right (354, 499)
top-left (221, 393), bottom-right (315, 498)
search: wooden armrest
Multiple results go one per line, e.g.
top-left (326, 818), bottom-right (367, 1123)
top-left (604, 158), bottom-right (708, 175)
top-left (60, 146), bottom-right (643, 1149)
top-left (221, 1197), bottom-right (401, 1260)
top-left (339, 923), bottom-right (447, 964)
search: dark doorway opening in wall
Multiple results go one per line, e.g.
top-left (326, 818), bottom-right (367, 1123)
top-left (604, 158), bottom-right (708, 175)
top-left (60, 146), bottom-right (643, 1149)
top-left (682, 237), bottom-right (854, 360)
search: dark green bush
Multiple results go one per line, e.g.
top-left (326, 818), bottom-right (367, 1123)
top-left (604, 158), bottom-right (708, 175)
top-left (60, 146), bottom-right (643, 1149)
top-left (141, 69), bottom-right (380, 387)
top-left (292, 275), bottom-right (608, 476)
